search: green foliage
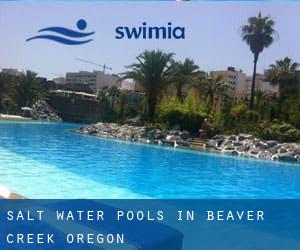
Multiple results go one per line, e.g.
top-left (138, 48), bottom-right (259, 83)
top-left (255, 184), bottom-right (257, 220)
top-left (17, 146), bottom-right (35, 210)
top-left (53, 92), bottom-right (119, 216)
top-left (1, 46), bottom-right (299, 144)
top-left (205, 74), bottom-right (229, 108)
top-left (211, 109), bottom-right (225, 134)
top-left (288, 99), bottom-right (300, 129)
top-left (157, 94), bottom-right (207, 133)
top-left (241, 13), bottom-right (275, 56)
top-left (115, 93), bottom-right (144, 122)
top-left (185, 90), bottom-right (202, 113)
top-left (16, 71), bottom-right (44, 107)
top-left (122, 50), bottom-right (174, 119)
top-left (0, 71), bottom-right (44, 114)
top-left (267, 57), bottom-right (299, 100)
top-left (241, 12), bottom-right (276, 109)
top-left (228, 103), bottom-right (260, 133)
top-left (97, 89), bottom-right (109, 102)
top-left (171, 58), bottom-right (200, 101)
top-left (108, 86), bottom-right (120, 110)
top-left (1, 97), bottom-right (18, 114)
top-left (258, 122), bottom-right (300, 142)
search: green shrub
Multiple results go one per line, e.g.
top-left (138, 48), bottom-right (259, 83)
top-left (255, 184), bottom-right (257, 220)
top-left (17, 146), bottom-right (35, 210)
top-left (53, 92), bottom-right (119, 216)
top-left (287, 99), bottom-right (300, 129)
top-left (159, 109), bottom-right (206, 133)
top-left (228, 103), bottom-right (260, 133)
top-left (258, 122), bottom-right (300, 142)
top-left (157, 95), bottom-right (207, 133)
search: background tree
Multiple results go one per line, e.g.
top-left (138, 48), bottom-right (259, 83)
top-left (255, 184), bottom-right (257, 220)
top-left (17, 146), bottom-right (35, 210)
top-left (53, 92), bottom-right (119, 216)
top-left (267, 57), bottom-right (299, 100)
top-left (0, 72), bottom-right (8, 112)
top-left (241, 13), bottom-right (276, 109)
top-left (205, 74), bottom-right (227, 109)
top-left (16, 70), bottom-right (44, 107)
top-left (172, 58), bottom-right (199, 102)
top-left (0, 73), bottom-right (27, 113)
top-left (267, 57), bottom-right (299, 121)
top-left (122, 50), bottom-right (174, 119)
top-left (108, 85), bottom-right (120, 110)
top-left (191, 71), bottom-right (208, 100)
top-left (97, 89), bottom-right (109, 103)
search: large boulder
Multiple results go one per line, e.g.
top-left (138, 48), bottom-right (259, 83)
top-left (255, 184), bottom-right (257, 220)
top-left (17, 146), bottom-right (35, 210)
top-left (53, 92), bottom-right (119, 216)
top-left (211, 134), bottom-right (225, 140)
top-left (31, 100), bottom-right (62, 122)
top-left (180, 131), bottom-right (191, 140)
top-left (237, 134), bottom-right (254, 141)
top-left (277, 152), bottom-right (298, 162)
top-left (125, 116), bottom-right (144, 126)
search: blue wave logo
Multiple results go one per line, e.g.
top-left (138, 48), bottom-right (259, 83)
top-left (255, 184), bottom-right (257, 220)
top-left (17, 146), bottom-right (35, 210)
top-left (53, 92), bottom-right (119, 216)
top-left (26, 19), bottom-right (94, 45)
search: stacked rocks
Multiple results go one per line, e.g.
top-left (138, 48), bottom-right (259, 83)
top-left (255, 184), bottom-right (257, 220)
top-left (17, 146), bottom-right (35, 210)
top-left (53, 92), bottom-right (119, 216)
top-left (31, 100), bottom-right (62, 122)
top-left (76, 123), bottom-right (300, 163)
top-left (207, 134), bottom-right (300, 163)
top-left (75, 122), bottom-right (191, 147)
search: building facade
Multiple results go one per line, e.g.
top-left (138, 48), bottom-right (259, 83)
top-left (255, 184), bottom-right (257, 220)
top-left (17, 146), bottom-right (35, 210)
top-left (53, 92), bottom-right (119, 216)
top-left (211, 67), bottom-right (278, 99)
top-left (53, 77), bottom-right (66, 85)
top-left (211, 67), bottom-right (248, 98)
top-left (1, 68), bottom-right (24, 76)
top-left (245, 73), bottom-right (278, 96)
top-left (65, 70), bottom-right (120, 93)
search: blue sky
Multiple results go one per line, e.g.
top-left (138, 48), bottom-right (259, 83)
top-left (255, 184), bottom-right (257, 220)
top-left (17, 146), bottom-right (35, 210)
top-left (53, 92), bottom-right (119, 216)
top-left (0, 2), bottom-right (300, 79)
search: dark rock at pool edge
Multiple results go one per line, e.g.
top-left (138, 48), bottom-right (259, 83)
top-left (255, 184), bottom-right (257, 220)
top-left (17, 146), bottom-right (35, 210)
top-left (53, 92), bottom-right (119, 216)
top-left (75, 123), bottom-right (300, 164)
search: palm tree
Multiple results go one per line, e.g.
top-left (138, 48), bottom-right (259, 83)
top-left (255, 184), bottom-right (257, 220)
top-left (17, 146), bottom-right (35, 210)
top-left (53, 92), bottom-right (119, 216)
top-left (255, 90), bottom-right (268, 109)
top-left (119, 93), bottom-right (129, 120)
top-left (205, 74), bottom-right (229, 109)
top-left (97, 89), bottom-right (109, 103)
top-left (267, 57), bottom-right (299, 100)
top-left (108, 85), bottom-right (120, 110)
top-left (241, 13), bottom-right (276, 109)
top-left (16, 71), bottom-right (44, 107)
top-left (0, 73), bottom-right (19, 113)
top-left (191, 71), bottom-right (207, 100)
top-left (172, 58), bottom-right (199, 101)
top-left (122, 50), bottom-right (174, 119)
top-left (0, 73), bottom-right (7, 112)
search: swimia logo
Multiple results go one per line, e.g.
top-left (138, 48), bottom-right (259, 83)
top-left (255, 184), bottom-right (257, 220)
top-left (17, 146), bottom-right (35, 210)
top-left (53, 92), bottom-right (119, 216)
top-left (26, 19), bottom-right (95, 45)
top-left (115, 22), bottom-right (186, 40)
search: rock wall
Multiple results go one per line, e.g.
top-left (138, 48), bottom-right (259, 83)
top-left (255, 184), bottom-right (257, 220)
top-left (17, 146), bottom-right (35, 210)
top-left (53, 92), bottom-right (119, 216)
top-left (208, 134), bottom-right (300, 163)
top-left (31, 100), bottom-right (62, 122)
top-left (75, 122), bottom-right (191, 147)
top-left (47, 95), bottom-right (112, 123)
top-left (76, 123), bottom-right (300, 164)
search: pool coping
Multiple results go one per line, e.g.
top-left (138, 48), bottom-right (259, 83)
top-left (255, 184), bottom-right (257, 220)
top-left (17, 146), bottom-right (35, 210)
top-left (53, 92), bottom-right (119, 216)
top-left (0, 114), bottom-right (32, 121)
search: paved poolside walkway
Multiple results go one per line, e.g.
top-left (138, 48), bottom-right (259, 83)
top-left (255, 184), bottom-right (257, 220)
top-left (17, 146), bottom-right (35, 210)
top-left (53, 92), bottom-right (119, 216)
top-left (0, 114), bottom-right (32, 121)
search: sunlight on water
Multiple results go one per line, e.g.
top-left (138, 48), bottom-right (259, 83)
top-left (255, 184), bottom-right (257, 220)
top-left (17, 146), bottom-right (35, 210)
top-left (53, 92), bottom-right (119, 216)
top-left (0, 148), bottom-right (147, 199)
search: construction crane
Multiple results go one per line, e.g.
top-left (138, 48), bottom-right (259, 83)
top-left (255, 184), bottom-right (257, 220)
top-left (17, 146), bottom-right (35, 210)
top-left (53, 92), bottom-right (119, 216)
top-left (75, 58), bottom-right (112, 74)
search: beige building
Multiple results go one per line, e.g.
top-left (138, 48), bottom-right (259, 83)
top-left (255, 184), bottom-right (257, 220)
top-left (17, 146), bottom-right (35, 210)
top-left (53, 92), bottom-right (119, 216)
top-left (245, 73), bottom-right (278, 96)
top-left (65, 70), bottom-right (120, 92)
top-left (119, 79), bottom-right (144, 92)
top-left (211, 67), bottom-right (278, 99)
top-left (211, 67), bottom-right (248, 98)
top-left (120, 80), bottom-right (142, 92)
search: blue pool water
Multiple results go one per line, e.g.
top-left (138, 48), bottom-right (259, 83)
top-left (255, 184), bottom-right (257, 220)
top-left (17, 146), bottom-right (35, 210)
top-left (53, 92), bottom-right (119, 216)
top-left (0, 121), bottom-right (299, 198)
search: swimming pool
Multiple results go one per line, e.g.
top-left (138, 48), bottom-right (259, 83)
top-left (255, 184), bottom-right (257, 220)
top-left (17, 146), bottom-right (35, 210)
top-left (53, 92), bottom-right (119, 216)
top-left (0, 121), bottom-right (299, 198)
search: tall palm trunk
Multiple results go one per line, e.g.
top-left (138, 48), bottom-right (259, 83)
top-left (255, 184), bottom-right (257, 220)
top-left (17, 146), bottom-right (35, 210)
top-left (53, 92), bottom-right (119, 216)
top-left (111, 96), bottom-right (115, 110)
top-left (250, 53), bottom-right (259, 109)
top-left (176, 84), bottom-right (183, 102)
top-left (208, 90), bottom-right (214, 107)
top-left (147, 95), bottom-right (157, 120)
